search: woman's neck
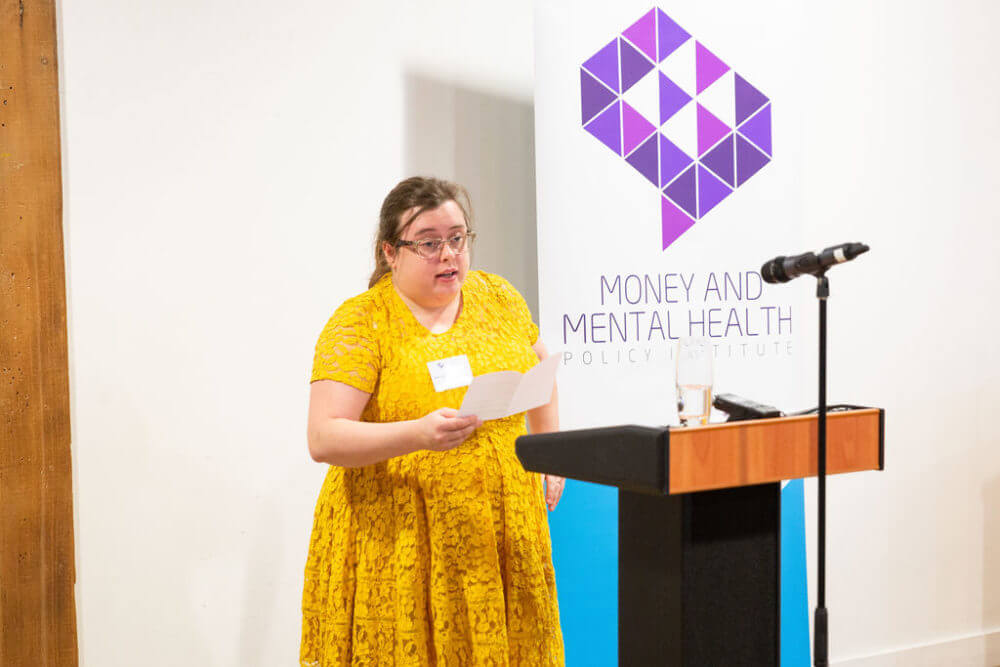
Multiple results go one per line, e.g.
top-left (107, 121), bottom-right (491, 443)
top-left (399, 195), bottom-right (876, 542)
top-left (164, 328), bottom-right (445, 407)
top-left (392, 281), bottom-right (462, 334)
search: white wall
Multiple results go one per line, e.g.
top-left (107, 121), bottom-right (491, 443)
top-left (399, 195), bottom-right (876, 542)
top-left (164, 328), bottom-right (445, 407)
top-left (57, 0), bottom-right (999, 665)
top-left (57, 2), bottom-right (534, 665)
top-left (798, 1), bottom-right (1000, 663)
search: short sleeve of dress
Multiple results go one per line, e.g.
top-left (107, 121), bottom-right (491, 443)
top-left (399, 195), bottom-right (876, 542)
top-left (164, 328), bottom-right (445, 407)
top-left (483, 273), bottom-right (540, 346)
top-left (310, 296), bottom-right (380, 393)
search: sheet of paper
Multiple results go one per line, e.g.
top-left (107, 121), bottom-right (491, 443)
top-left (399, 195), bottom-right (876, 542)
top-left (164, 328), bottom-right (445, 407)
top-left (508, 352), bottom-right (562, 415)
top-left (457, 371), bottom-right (522, 420)
top-left (458, 352), bottom-right (562, 420)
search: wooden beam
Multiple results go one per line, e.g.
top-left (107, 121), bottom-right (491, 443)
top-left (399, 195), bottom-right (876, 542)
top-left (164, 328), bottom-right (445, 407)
top-left (0, 0), bottom-right (78, 664)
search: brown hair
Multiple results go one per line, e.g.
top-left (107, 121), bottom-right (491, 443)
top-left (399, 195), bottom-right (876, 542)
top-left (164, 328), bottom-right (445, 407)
top-left (369, 176), bottom-right (474, 288)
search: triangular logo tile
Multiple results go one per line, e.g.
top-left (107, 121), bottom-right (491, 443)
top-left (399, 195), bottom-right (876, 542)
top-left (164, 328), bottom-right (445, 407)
top-left (738, 103), bottom-right (771, 156)
top-left (700, 133), bottom-right (735, 187)
top-left (736, 133), bottom-right (770, 186)
top-left (581, 68), bottom-right (618, 125)
top-left (659, 72), bottom-right (691, 126)
top-left (697, 164), bottom-right (733, 217)
top-left (623, 9), bottom-right (657, 62)
top-left (696, 103), bottom-right (729, 156)
top-left (660, 133), bottom-right (692, 188)
top-left (656, 8), bottom-right (691, 62)
top-left (695, 42), bottom-right (729, 94)
top-left (583, 38), bottom-right (620, 93)
top-left (622, 100), bottom-right (656, 156)
top-left (620, 37), bottom-right (655, 93)
top-left (625, 132), bottom-right (659, 186)
top-left (662, 195), bottom-right (695, 249)
top-left (663, 164), bottom-right (697, 219)
top-left (735, 73), bottom-right (769, 126)
top-left (584, 100), bottom-right (621, 155)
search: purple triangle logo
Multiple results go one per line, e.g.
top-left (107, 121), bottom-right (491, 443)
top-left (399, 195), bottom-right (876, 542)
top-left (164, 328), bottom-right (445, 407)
top-left (579, 8), bottom-right (772, 251)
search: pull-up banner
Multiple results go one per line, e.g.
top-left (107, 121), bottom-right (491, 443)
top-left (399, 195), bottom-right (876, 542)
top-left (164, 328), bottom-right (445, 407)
top-left (534, 1), bottom-right (809, 663)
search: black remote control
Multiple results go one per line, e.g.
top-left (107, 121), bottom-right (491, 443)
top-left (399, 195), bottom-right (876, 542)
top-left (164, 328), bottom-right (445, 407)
top-left (712, 393), bottom-right (783, 422)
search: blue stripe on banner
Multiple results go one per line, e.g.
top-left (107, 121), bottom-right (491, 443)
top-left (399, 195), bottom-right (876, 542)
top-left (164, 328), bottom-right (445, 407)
top-left (549, 480), bottom-right (618, 666)
top-left (781, 479), bottom-right (811, 666)
top-left (552, 479), bottom-right (810, 665)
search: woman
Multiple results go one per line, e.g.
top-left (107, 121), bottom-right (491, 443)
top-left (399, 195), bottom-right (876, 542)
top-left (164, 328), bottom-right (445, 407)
top-left (301, 176), bottom-right (565, 666)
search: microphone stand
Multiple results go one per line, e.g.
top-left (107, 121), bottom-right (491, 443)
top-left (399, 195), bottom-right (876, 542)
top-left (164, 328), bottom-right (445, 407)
top-left (814, 273), bottom-right (829, 667)
top-left (761, 242), bottom-right (869, 665)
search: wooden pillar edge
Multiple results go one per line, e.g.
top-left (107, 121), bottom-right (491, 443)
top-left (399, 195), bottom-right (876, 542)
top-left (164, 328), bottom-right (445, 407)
top-left (0, 0), bottom-right (78, 664)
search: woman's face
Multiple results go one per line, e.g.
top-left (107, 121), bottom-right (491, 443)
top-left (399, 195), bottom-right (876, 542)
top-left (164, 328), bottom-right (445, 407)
top-left (384, 200), bottom-right (470, 309)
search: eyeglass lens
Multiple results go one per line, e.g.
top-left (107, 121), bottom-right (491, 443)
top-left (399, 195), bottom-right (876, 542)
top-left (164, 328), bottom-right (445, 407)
top-left (416, 234), bottom-right (471, 258)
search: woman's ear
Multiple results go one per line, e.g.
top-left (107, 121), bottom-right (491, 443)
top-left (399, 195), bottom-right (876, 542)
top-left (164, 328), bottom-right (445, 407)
top-left (382, 241), bottom-right (396, 268)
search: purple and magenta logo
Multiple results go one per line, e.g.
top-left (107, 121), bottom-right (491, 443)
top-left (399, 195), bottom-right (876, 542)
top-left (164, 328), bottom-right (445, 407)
top-left (580, 8), bottom-right (772, 249)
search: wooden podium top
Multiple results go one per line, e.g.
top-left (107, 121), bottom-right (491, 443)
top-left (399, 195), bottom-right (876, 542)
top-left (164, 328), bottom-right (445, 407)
top-left (515, 407), bottom-right (884, 496)
top-left (667, 408), bottom-right (883, 493)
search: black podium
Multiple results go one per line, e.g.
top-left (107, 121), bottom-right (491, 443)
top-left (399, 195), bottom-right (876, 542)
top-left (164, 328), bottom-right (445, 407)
top-left (515, 408), bottom-right (884, 666)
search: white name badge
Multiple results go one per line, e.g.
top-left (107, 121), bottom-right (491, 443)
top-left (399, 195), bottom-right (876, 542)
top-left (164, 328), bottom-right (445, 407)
top-left (427, 354), bottom-right (474, 392)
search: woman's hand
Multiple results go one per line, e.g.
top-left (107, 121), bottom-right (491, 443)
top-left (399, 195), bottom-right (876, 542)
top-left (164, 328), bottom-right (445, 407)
top-left (544, 474), bottom-right (565, 511)
top-left (416, 408), bottom-right (482, 452)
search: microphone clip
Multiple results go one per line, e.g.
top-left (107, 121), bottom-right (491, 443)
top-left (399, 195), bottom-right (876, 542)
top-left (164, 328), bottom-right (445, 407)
top-left (817, 273), bottom-right (829, 299)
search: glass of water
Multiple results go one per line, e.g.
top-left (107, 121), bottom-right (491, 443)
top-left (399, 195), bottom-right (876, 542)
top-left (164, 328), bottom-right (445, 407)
top-left (676, 337), bottom-right (713, 426)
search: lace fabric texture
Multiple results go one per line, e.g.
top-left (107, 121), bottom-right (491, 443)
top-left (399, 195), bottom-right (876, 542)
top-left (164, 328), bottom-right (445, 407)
top-left (302, 271), bottom-right (563, 666)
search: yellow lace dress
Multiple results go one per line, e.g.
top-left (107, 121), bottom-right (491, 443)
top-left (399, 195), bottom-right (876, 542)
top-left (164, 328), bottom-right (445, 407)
top-left (301, 271), bottom-right (564, 666)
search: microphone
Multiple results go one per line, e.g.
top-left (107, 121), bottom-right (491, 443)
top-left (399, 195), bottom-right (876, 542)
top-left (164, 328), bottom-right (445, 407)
top-left (760, 242), bottom-right (869, 284)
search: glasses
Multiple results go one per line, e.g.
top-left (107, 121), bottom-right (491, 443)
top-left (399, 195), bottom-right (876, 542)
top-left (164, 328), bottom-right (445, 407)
top-left (396, 231), bottom-right (476, 260)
